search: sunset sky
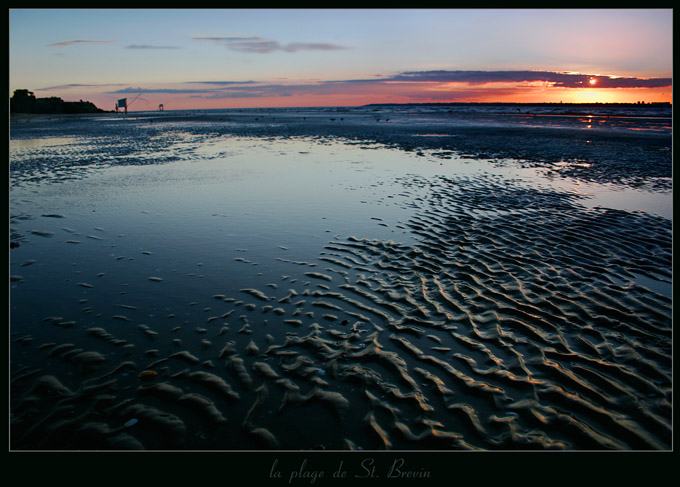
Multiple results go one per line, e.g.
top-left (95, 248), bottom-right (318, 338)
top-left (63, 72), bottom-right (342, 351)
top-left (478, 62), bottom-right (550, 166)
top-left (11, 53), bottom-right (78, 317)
top-left (9, 9), bottom-right (673, 111)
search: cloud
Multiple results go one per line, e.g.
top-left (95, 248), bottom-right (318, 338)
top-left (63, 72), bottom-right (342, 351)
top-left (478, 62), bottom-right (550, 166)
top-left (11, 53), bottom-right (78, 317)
top-left (586, 75), bottom-right (672, 89)
top-left (184, 69), bottom-right (671, 99)
top-left (48, 39), bottom-right (115, 47)
top-left (108, 81), bottom-right (348, 99)
top-left (192, 36), bottom-right (260, 43)
top-left (223, 39), bottom-right (281, 53)
top-left (109, 81), bottom-right (259, 95)
top-left (125, 44), bottom-right (180, 50)
top-left (280, 42), bottom-right (350, 53)
top-left (104, 69), bottom-right (671, 104)
top-left (385, 70), bottom-right (672, 89)
top-left (192, 36), bottom-right (349, 53)
top-left (186, 80), bottom-right (258, 85)
top-left (38, 83), bottom-right (126, 91)
top-left (109, 87), bottom-right (211, 95)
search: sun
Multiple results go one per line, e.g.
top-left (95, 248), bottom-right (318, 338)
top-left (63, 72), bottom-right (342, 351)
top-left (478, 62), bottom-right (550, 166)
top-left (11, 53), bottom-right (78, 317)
top-left (589, 78), bottom-right (597, 85)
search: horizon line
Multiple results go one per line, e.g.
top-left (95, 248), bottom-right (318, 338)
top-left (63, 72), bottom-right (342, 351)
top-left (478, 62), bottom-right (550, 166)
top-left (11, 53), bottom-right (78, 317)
top-left (110, 100), bottom-right (673, 112)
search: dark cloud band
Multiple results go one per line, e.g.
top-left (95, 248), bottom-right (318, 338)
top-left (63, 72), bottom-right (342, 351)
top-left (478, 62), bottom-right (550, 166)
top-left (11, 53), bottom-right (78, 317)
top-left (388, 70), bottom-right (671, 89)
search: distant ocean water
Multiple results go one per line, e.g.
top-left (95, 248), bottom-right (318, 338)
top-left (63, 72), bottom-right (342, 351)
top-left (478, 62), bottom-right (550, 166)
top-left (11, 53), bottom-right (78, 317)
top-left (153, 102), bottom-right (672, 118)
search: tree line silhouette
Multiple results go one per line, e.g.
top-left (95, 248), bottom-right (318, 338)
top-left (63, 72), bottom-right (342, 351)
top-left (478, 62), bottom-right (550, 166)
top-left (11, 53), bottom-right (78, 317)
top-left (10, 89), bottom-right (106, 114)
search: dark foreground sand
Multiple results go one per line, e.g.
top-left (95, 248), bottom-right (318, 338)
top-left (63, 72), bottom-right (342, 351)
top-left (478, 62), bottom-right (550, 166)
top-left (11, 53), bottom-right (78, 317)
top-left (9, 108), bottom-right (672, 452)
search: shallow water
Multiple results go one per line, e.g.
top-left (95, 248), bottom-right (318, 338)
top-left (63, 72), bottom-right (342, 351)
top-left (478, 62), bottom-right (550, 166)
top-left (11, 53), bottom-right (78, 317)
top-left (10, 113), bottom-right (672, 451)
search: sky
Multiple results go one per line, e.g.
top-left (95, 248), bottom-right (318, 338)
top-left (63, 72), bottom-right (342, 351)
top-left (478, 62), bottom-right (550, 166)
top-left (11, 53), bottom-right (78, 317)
top-left (9, 8), bottom-right (673, 111)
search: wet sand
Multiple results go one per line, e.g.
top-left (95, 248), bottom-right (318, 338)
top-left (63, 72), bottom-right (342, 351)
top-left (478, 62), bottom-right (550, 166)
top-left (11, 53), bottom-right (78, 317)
top-left (9, 107), bottom-right (672, 451)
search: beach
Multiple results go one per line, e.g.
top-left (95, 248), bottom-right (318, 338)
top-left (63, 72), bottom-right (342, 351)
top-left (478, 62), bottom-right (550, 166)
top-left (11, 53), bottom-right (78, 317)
top-left (9, 104), bottom-right (672, 451)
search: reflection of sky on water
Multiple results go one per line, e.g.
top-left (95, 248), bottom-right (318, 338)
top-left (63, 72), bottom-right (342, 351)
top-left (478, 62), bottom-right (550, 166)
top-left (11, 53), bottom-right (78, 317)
top-left (11, 135), bottom-right (671, 243)
top-left (560, 179), bottom-right (672, 219)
